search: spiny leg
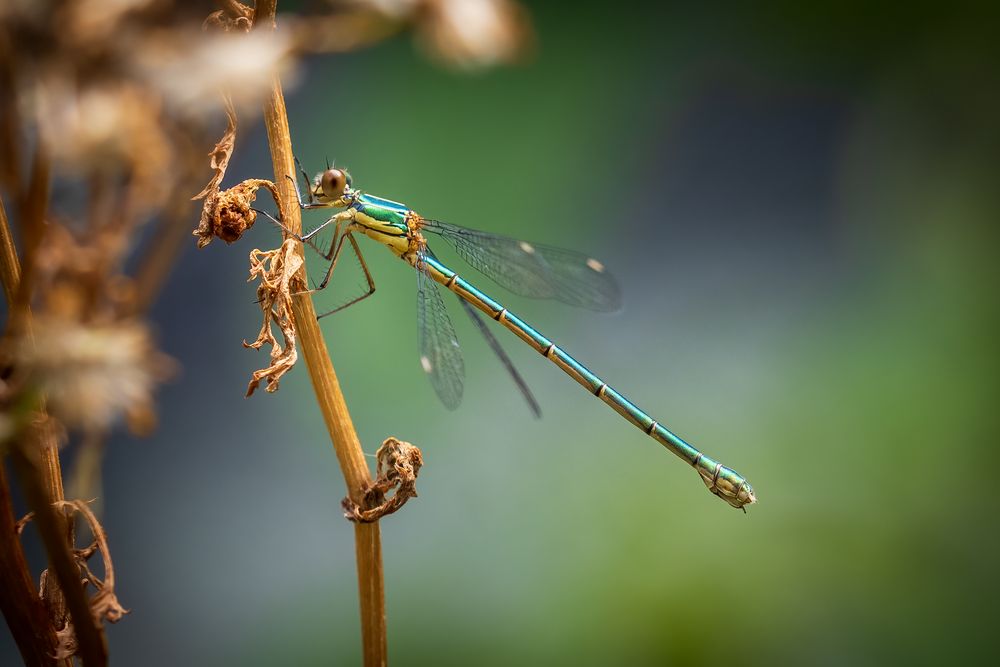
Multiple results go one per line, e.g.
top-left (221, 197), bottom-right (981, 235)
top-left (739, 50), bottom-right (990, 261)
top-left (294, 155), bottom-right (314, 204)
top-left (302, 215), bottom-right (349, 260)
top-left (252, 199), bottom-right (373, 317)
top-left (315, 232), bottom-right (377, 319)
top-left (252, 206), bottom-right (357, 295)
top-left (253, 206), bottom-right (352, 251)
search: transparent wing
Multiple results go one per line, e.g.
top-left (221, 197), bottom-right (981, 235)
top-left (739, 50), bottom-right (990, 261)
top-left (456, 297), bottom-right (541, 418)
top-left (422, 219), bottom-right (622, 312)
top-left (417, 255), bottom-right (465, 410)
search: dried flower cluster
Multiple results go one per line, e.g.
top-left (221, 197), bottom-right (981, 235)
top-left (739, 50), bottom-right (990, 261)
top-left (0, 1), bottom-right (300, 662)
top-left (0, 0), bottom-right (299, 434)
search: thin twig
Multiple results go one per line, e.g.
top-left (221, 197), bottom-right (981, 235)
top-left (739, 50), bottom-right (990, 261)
top-left (252, 2), bottom-right (387, 665)
top-left (0, 194), bottom-right (20, 305)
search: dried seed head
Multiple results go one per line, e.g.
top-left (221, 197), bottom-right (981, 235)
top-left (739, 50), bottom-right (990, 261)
top-left (415, 0), bottom-right (534, 69)
top-left (31, 80), bottom-right (176, 210)
top-left (132, 29), bottom-right (298, 117)
top-left (13, 315), bottom-right (174, 434)
top-left (194, 178), bottom-right (279, 248)
top-left (344, 0), bottom-right (533, 70)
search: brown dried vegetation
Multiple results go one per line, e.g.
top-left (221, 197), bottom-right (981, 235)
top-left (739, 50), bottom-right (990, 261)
top-left (0, 1), bottom-right (530, 665)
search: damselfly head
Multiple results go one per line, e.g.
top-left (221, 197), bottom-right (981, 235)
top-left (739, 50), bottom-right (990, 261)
top-left (314, 168), bottom-right (353, 203)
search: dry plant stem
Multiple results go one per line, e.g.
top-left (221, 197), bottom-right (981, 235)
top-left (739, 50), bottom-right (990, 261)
top-left (251, 2), bottom-right (386, 664)
top-left (0, 195), bottom-right (104, 665)
top-left (0, 185), bottom-right (63, 667)
top-left (0, 192), bottom-right (70, 538)
top-left (8, 447), bottom-right (107, 666)
top-left (1, 163), bottom-right (67, 537)
top-left (0, 465), bottom-right (64, 666)
top-left (14, 145), bottom-right (51, 316)
top-left (0, 194), bottom-right (20, 304)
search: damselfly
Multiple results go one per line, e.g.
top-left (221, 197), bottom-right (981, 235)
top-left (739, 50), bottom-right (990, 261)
top-left (274, 162), bottom-right (755, 510)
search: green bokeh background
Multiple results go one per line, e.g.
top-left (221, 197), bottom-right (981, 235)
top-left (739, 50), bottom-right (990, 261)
top-left (8, 2), bottom-right (1000, 665)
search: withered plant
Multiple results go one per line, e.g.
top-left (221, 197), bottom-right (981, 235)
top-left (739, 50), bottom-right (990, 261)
top-left (0, 1), bottom-right (531, 665)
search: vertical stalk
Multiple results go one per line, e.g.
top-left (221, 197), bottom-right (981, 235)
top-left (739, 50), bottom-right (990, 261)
top-left (0, 464), bottom-right (63, 666)
top-left (252, 2), bottom-right (387, 664)
top-left (0, 193), bottom-right (20, 304)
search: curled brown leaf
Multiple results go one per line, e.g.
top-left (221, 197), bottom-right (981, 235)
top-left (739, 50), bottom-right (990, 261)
top-left (192, 97), bottom-right (238, 247)
top-left (18, 498), bottom-right (128, 660)
top-left (244, 238), bottom-right (304, 396)
top-left (196, 178), bottom-right (279, 248)
top-left (54, 500), bottom-right (128, 625)
top-left (343, 437), bottom-right (424, 522)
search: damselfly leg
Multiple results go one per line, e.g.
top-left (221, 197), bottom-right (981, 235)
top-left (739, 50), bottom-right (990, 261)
top-left (315, 232), bottom-right (376, 318)
top-left (251, 207), bottom-right (376, 317)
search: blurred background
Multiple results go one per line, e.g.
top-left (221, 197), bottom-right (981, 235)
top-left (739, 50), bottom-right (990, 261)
top-left (4, 0), bottom-right (999, 664)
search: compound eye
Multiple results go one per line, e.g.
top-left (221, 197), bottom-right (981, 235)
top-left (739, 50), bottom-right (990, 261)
top-left (320, 169), bottom-right (347, 199)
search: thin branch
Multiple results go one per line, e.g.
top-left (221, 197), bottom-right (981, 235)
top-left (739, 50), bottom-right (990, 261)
top-left (0, 194), bottom-right (20, 305)
top-left (253, 2), bottom-right (387, 665)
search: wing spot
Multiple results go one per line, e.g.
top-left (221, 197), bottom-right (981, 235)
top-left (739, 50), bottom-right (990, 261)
top-left (586, 258), bottom-right (605, 273)
top-left (420, 355), bottom-right (433, 373)
top-left (519, 241), bottom-right (535, 254)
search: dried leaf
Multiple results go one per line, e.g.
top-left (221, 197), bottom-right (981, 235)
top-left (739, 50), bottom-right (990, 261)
top-left (192, 97), bottom-right (237, 201)
top-left (204, 5), bottom-right (254, 33)
top-left (244, 238), bottom-right (304, 395)
top-left (21, 499), bottom-right (129, 659)
top-left (12, 313), bottom-right (175, 434)
top-left (192, 97), bottom-right (238, 247)
top-left (343, 437), bottom-right (423, 522)
top-left (55, 500), bottom-right (128, 624)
